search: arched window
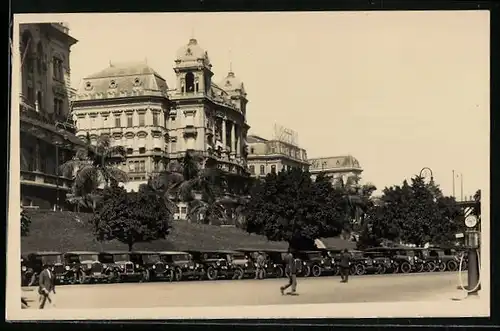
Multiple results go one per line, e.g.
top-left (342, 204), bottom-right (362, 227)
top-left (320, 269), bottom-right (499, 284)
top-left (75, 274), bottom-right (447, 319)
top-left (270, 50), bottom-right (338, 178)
top-left (185, 72), bottom-right (195, 92)
top-left (259, 165), bottom-right (265, 175)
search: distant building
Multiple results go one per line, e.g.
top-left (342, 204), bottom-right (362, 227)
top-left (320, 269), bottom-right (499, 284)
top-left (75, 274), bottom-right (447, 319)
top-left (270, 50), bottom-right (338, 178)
top-left (19, 23), bottom-right (82, 210)
top-left (246, 134), bottom-right (309, 178)
top-left (73, 38), bottom-right (251, 217)
top-left (309, 155), bottom-right (363, 184)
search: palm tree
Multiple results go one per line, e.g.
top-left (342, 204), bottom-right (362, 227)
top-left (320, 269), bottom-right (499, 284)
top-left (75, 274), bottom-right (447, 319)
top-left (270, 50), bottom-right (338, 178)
top-left (60, 133), bottom-right (128, 211)
top-left (148, 151), bottom-right (228, 224)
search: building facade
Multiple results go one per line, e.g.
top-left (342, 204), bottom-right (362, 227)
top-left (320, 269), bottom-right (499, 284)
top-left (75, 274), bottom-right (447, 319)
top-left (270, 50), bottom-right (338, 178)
top-left (309, 155), bottom-right (363, 184)
top-left (73, 38), bottom-right (250, 195)
top-left (19, 23), bottom-right (82, 209)
top-left (246, 134), bottom-right (309, 178)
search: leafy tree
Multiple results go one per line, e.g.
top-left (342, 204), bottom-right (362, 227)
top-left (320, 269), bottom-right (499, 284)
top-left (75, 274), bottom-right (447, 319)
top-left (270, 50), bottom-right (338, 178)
top-left (472, 189), bottom-right (481, 217)
top-left (361, 176), bottom-right (461, 248)
top-left (245, 168), bottom-right (350, 250)
top-left (61, 133), bottom-right (128, 210)
top-left (90, 185), bottom-right (172, 251)
top-left (21, 209), bottom-right (31, 237)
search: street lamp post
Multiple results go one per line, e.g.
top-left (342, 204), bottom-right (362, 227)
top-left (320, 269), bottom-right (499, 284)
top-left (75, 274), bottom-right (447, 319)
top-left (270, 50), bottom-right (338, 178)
top-left (419, 167), bottom-right (434, 182)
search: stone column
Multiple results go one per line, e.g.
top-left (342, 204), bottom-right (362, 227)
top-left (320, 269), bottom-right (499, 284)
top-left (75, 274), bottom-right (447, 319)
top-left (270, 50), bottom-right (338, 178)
top-left (236, 125), bottom-right (241, 157)
top-left (231, 122), bottom-right (236, 155)
top-left (222, 117), bottom-right (227, 150)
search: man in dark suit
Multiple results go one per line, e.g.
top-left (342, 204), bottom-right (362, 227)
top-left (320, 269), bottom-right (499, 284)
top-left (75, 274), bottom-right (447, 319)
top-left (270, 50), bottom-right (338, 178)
top-left (340, 249), bottom-right (351, 283)
top-left (280, 247), bottom-right (298, 295)
top-left (38, 264), bottom-right (56, 309)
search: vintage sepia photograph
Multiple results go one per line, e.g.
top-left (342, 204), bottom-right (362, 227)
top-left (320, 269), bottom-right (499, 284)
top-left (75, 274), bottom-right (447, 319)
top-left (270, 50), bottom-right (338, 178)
top-left (8, 11), bottom-right (490, 320)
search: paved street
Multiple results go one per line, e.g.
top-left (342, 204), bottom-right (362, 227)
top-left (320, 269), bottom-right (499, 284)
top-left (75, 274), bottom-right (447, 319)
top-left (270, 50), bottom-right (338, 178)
top-left (22, 272), bottom-right (465, 309)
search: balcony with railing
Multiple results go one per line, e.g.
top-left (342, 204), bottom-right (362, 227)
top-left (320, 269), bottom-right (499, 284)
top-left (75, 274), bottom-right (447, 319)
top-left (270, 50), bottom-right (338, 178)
top-left (21, 170), bottom-right (72, 190)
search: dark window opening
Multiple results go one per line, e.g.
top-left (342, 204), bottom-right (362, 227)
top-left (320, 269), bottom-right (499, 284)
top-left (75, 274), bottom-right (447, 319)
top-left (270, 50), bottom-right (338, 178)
top-left (260, 165), bottom-right (265, 175)
top-left (152, 113), bottom-right (159, 126)
top-left (271, 165), bottom-right (276, 174)
top-left (249, 165), bottom-right (255, 174)
top-left (126, 148), bottom-right (133, 155)
top-left (139, 147), bottom-right (146, 154)
top-left (185, 72), bottom-right (195, 92)
top-left (127, 115), bottom-right (133, 127)
top-left (115, 116), bottom-right (121, 128)
top-left (139, 113), bottom-right (145, 126)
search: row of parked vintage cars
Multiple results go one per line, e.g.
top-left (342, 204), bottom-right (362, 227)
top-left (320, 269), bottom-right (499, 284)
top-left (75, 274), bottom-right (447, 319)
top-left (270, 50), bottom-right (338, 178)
top-left (20, 246), bottom-right (466, 286)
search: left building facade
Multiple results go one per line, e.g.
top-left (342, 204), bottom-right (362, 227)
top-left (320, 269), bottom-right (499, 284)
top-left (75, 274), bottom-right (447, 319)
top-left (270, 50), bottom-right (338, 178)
top-left (19, 23), bottom-right (83, 210)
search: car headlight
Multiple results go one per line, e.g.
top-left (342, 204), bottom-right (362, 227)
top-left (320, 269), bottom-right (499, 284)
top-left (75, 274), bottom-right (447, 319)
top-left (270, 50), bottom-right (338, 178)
top-left (184, 264), bottom-right (188, 268)
top-left (264, 264), bottom-right (268, 268)
top-left (245, 263), bottom-right (248, 267)
top-left (87, 263), bottom-right (92, 268)
top-left (303, 261), bottom-right (306, 265)
top-left (254, 263), bottom-right (258, 267)
top-left (321, 260), bottom-right (324, 264)
top-left (135, 264), bottom-right (139, 268)
top-left (152, 265), bottom-right (156, 269)
top-left (196, 263), bottom-right (200, 268)
top-left (216, 262), bottom-right (220, 266)
top-left (273, 264), bottom-right (277, 268)
top-left (120, 265), bottom-right (125, 269)
top-left (65, 266), bottom-right (70, 270)
top-left (21, 266), bottom-right (26, 272)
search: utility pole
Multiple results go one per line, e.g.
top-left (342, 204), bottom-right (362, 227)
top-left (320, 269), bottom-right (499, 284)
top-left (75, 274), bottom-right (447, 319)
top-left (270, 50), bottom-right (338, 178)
top-left (452, 170), bottom-right (456, 198)
top-left (460, 173), bottom-right (464, 202)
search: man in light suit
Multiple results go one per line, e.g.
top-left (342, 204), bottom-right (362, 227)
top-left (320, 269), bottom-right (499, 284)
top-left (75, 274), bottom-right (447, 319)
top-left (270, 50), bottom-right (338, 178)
top-left (38, 264), bottom-right (56, 309)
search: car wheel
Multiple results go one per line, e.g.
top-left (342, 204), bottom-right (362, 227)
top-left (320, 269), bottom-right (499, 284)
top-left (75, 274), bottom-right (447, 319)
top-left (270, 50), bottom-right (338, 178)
top-left (438, 262), bottom-right (447, 272)
top-left (425, 262), bottom-right (436, 272)
top-left (356, 264), bottom-right (366, 276)
top-left (142, 270), bottom-right (150, 282)
top-left (416, 263), bottom-right (424, 273)
top-left (461, 260), bottom-right (468, 271)
top-left (391, 264), bottom-right (399, 274)
top-left (276, 266), bottom-right (284, 278)
top-left (206, 267), bottom-right (218, 280)
top-left (174, 268), bottom-right (183, 282)
top-left (312, 265), bottom-right (322, 277)
top-left (78, 272), bottom-right (87, 284)
top-left (349, 265), bottom-right (357, 275)
top-left (400, 262), bottom-right (411, 274)
top-left (303, 265), bottom-right (311, 277)
top-left (376, 265), bottom-right (386, 274)
top-left (447, 260), bottom-right (458, 272)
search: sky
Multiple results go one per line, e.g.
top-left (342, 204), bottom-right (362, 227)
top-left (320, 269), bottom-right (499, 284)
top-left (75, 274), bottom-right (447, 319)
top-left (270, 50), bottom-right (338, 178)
top-left (18, 11), bottom-right (490, 198)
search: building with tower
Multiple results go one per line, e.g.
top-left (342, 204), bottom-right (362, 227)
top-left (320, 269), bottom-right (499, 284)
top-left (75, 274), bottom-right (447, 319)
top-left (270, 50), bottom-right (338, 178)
top-left (73, 37), bottom-right (250, 197)
top-left (19, 23), bottom-right (83, 210)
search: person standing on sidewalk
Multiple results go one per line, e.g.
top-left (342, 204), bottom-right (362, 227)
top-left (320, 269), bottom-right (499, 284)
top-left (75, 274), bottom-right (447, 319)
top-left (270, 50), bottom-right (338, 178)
top-left (255, 252), bottom-right (266, 279)
top-left (38, 264), bottom-right (56, 309)
top-left (280, 248), bottom-right (298, 295)
top-left (340, 249), bottom-right (351, 283)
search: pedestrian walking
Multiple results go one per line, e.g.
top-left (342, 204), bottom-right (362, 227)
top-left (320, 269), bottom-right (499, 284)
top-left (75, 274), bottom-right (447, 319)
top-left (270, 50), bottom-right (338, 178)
top-left (280, 248), bottom-right (298, 295)
top-left (38, 264), bottom-right (56, 309)
top-left (255, 252), bottom-right (266, 279)
top-left (340, 249), bottom-right (351, 283)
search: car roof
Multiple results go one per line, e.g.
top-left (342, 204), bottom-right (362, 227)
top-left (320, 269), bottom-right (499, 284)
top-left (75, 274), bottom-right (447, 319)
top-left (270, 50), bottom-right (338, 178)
top-left (99, 251), bottom-right (131, 254)
top-left (236, 248), bottom-right (263, 252)
top-left (65, 251), bottom-right (99, 255)
top-left (187, 249), bottom-right (237, 254)
top-left (299, 250), bottom-right (322, 253)
top-left (130, 251), bottom-right (159, 255)
top-left (27, 251), bottom-right (62, 255)
top-left (261, 249), bottom-right (287, 253)
top-left (158, 251), bottom-right (189, 255)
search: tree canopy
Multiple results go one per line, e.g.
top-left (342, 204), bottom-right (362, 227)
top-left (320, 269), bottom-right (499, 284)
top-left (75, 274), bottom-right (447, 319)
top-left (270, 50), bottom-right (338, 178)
top-left (90, 183), bottom-right (172, 251)
top-left (360, 176), bottom-right (462, 248)
top-left (244, 168), bottom-right (350, 250)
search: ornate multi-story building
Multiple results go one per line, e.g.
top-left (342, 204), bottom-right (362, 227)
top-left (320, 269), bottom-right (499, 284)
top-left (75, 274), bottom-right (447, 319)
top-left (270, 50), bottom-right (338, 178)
top-left (309, 155), bottom-right (363, 184)
top-left (246, 134), bottom-right (309, 178)
top-left (19, 23), bottom-right (83, 209)
top-left (73, 38), bottom-right (250, 197)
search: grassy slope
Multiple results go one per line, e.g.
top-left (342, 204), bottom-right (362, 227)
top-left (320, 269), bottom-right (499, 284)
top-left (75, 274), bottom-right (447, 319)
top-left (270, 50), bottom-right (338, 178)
top-left (21, 210), bottom-right (288, 253)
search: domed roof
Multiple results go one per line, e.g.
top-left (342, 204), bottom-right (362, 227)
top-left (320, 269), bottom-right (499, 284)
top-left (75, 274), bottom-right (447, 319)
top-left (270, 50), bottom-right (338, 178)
top-left (75, 61), bottom-right (169, 100)
top-left (219, 71), bottom-right (245, 94)
top-left (175, 38), bottom-right (211, 66)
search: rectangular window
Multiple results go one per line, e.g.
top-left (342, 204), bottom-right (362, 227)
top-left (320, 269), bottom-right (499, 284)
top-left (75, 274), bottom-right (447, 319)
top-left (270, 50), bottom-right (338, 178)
top-left (139, 147), bottom-right (146, 154)
top-left (139, 160), bottom-right (146, 172)
top-left (249, 165), bottom-right (255, 174)
top-left (115, 115), bottom-right (121, 128)
top-left (127, 114), bottom-right (133, 127)
top-left (152, 113), bottom-right (159, 126)
top-left (260, 165), bottom-right (265, 175)
top-left (180, 206), bottom-right (187, 214)
top-left (271, 165), bottom-right (276, 174)
top-left (52, 57), bottom-right (63, 81)
top-left (139, 113), bottom-right (145, 126)
top-left (53, 98), bottom-right (63, 116)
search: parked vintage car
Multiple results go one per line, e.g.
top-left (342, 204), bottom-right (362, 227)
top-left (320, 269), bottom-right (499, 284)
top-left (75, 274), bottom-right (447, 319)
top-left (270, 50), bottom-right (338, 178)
top-left (328, 249), bottom-right (378, 275)
top-left (262, 249), bottom-right (287, 278)
top-left (63, 251), bottom-right (109, 284)
top-left (129, 251), bottom-right (174, 282)
top-left (364, 247), bottom-right (416, 274)
top-left (98, 251), bottom-right (143, 282)
top-left (409, 248), bottom-right (439, 272)
top-left (428, 247), bottom-right (460, 272)
top-left (159, 251), bottom-right (205, 281)
top-left (23, 251), bottom-right (68, 285)
top-left (317, 249), bottom-right (340, 276)
top-left (295, 251), bottom-right (329, 277)
top-left (362, 251), bottom-right (395, 274)
top-left (234, 249), bottom-right (266, 279)
top-left (188, 250), bottom-right (233, 280)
